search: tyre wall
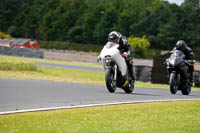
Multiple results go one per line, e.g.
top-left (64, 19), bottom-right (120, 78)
top-left (0, 46), bottom-right (44, 58)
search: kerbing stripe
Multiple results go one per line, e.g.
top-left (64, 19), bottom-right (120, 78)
top-left (0, 98), bottom-right (199, 115)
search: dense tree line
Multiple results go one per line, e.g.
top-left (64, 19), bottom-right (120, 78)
top-left (0, 0), bottom-right (199, 50)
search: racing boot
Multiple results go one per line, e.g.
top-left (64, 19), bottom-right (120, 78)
top-left (128, 68), bottom-right (135, 81)
top-left (189, 72), bottom-right (193, 86)
top-left (122, 72), bottom-right (129, 88)
top-left (189, 65), bottom-right (194, 86)
top-left (128, 61), bottom-right (136, 82)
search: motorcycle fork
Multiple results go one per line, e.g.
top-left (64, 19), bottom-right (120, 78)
top-left (172, 71), bottom-right (180, 89)
top-left (114, 65), bottom-right (117, 81)
top-left (176, 73), bottom-right (180, 88)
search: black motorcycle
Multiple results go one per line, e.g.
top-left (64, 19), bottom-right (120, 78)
top-left (165, 50), bottom-right (195, 95)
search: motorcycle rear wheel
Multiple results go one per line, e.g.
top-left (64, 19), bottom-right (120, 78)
top-left (123, 80), bottom-right (134, 93)
top-left (169, 73), bottom-right (178, 94)
top-left (181, 85), bottom-right (191, 95)
top-left (105, 69), bottom-right (116, 93)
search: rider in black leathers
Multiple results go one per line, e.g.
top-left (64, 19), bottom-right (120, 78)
top-left (172, 40), bottom-right (195, 84)
top-left (108, 31), bottom-right (135, 81)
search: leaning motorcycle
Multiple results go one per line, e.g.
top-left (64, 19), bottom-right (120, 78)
top-left (98, 42), bottom-right (134, 93)
top-left (165, 50), bottom-right (195, 95)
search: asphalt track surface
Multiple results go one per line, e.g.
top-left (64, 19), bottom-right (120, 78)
top-left (1, 78), bottom-right (200, 114)
top-left (0, 62), bottom-right (200, 114)
top-left (35, 62), bottom-right (104, 72)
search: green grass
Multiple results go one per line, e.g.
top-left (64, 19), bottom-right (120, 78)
top-left (0, 66), bottom-right (105, 84)
top-left (0, 100), bottom-right (200, 133)
top-left (0, 55), bottom-right (101, 68)
top-left (0, 55), bottom-right (200, 90)
top-left (0, 56), bottom-right (37, 71)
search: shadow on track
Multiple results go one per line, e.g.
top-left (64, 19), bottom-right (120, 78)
top-left (115, 92), bottom-right (162, 97)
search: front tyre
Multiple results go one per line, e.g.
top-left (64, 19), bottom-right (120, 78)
top-left (105, 69), bottom-right (116, 93)
top-left (169, 73), bottom-right (178, 94)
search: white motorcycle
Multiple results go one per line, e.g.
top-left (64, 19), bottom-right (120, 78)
top-left (98, 42), bottom-right (134, 93)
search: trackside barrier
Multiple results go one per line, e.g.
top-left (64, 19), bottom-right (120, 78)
top-left (0, 46), bottom-right (43, 58)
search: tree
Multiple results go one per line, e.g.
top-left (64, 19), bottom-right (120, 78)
top-left (156, 4), bottom-right (183, 49)
top-left (0, 32), bottom-right (13, 39)
top-left (82, 3), bottom-right (107, 44)
top-left (128, 36), bottom-right (150, 58)
top-left (0, 0), bottom-right (23, 32)
top-left (93, 6), bottom-right (118, 44)
top-left (184, 0), bottom-right (200, 7)
top-left (180, 1), bottom-right (200, 48)
top-left (0, 0), bottom-right (200, 53)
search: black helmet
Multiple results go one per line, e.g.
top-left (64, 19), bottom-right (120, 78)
top-left (176, 40), bottom-right (186, 51)
top-left (108, 31), bottom-right (120, 44)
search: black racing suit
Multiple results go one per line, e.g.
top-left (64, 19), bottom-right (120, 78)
top-left (118, 35), bottom-right (135, 81)
top-left (173, 46), bottom-right (195, 83)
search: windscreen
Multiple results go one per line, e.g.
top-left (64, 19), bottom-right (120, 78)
top-left (170, 50), bottom-right (185, 60)
top-left (105, 42), bottom-right (118, 49)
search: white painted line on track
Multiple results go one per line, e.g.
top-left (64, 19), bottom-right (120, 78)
top-left (0, 98), bottom-right (200, 115)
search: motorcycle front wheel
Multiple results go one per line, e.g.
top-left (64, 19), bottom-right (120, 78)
top-left (169, 73), bottom-right (178, 94)
top-left (105, 69), bottom-right (116, 93)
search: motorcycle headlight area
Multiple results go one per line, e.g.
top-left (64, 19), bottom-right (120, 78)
top-left (169, 58), bottom-right (175, 66)
top-left (105, 59), bottom-right (111, 63)
top-left (104, 55), bottom-right (112, 63)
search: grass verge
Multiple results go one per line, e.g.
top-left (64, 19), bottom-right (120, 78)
top-left (0, 56), bottom-right (37, 71)
top-left (0, 55), bottom-right (101, 68)
top-left (0, 100), bottom-right (200, 133)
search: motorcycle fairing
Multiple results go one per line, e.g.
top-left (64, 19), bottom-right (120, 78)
top-left (167, 50), bottom-right (189, 82)
top-left (168, 50), bottom-right (185, 67)
top-left (99, 42), bottom-right (127, 76)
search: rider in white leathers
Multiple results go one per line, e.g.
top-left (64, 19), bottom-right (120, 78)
top-left (107, 31), bottom-right (135, 81)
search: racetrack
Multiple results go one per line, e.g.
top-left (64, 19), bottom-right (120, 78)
top-left (0, 78), bottom-right (200, 114)
top-left (35, 62), bottom-right (104, 72)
